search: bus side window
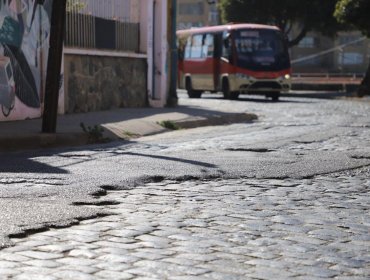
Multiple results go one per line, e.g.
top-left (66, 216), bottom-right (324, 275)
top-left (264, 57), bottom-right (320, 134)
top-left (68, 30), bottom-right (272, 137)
top-left (184, 37), bottom-right (192, 59)
top-left (222, 32), bottom-right (232, 61)
top-left (202, 34), bottom-right (214, 58)
top-left (191, 34), bottom-right (203, 59)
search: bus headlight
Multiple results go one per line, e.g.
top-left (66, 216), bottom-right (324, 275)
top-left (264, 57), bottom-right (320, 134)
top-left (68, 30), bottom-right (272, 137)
top-left (279, 74), bottom-right (291, 83)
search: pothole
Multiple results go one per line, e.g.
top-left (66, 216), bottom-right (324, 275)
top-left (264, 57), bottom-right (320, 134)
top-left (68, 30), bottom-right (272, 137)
top-left (351, 155), bottom-right (370, 159)
top-left (225, 148), bottom-right (273, 153)
top-left (72, 200), bottom-right (120, 206)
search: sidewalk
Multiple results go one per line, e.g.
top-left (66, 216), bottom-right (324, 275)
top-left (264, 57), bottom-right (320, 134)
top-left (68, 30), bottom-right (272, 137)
top-left (0, 105), bottom-right (257, 152)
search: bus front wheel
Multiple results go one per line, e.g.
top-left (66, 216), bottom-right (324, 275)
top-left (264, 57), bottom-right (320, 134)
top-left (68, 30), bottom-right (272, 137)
top-left (271, 92), bottom-right (280, 102)
top-left (222, 79), bottom-right (239, 100)
top-left (265, 92), bottom-right (280, 102)
top-left (185, 79), bottom-right (202, 98)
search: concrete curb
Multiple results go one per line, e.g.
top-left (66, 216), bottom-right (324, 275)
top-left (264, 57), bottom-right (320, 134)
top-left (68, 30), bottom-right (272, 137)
top-left (0, 112), bottom-right (258, 152)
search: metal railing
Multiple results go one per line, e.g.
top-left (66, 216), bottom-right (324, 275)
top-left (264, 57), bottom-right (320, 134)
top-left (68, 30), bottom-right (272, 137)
top-left (65, 0), bottom-right (140, 52)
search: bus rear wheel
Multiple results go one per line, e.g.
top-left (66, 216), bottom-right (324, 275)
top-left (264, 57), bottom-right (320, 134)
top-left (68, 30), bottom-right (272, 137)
top-left (222, 79), bottom-right (239, 100)
top-left (185, 78), bottom-right (202, 98)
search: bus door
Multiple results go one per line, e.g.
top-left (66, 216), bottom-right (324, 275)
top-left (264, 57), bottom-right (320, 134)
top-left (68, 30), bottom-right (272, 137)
top-left (213, 32), bottom-right (224, 91)
top-left (214, 31), bottom-right (234, 91)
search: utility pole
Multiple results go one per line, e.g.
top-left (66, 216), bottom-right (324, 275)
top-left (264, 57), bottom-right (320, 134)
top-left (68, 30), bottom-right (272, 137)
top-left (42, 0), bottom-right (67, 133)
top-left (166, 0), bottom-right (178, 107)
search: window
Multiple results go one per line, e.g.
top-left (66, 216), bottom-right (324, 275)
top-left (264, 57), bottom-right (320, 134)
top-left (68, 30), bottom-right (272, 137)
top-left (208, 11), bottom-right (218, 25)
top-left (339, 35), bottom-right (363, 47)
top-left (179, 2), bottom-right (204, 15)
top-left (202, 34), bottom-right (214, 58)
top-left (338, 52), bottom-right (364, 65)
top-left (191, 34), bottom-right (203, 58)
top-left (222, 31), bottom-right (231, 59)
top-left (184, 33), bottom-right (214, 59)
top-left (185, 34), bottom-right (203, 59)
top-left (298, 37), bottom-right (319, 48)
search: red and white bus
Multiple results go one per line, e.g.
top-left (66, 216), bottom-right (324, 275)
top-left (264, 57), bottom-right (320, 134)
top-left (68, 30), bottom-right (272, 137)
top-left (177, 23), bottom-right (291, 101)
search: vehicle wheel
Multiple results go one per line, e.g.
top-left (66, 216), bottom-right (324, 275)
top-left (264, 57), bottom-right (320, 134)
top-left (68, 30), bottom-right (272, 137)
top-left (222, 79), bottom-right (231, 99)
top-left (185, 78), bottom-right (202, 98)
top-left (271, 92), bottom-right (280, 102)
top-left (230, 91), bottom-right (240, 100)
top-left (222, 79), bottom-right (239, 100)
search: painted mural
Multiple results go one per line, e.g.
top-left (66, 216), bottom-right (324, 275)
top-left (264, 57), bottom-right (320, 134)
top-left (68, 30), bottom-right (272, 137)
top-left (0, 0), bottom-right (62, 121)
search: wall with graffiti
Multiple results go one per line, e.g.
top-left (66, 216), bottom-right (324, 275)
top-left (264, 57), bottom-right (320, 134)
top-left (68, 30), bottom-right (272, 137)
top-left (0, 0), bottom-right (63, 121)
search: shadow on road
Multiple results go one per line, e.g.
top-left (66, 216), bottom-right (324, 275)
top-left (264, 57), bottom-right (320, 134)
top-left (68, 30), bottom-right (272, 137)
top-left (116, 151), bottom-right (217, 169)
top-left (198, 93), bottom-right (313, 103)
top-left (0, 153), bottom-right (69, 174)
top-left (191, 90), bottom-right (353, 102)
top-left (281, 91), bottom-right (353, 99)
top-left (0, 138), bottom-right (219, 174)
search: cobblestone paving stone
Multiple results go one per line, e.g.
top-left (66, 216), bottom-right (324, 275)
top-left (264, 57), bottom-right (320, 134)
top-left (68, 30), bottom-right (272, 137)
top-left (0, 171), bottom-right (369, 279)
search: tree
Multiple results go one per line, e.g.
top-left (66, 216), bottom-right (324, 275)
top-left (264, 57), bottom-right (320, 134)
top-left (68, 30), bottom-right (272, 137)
top-left (335, 0), bottom-right (370, 96)
top-left (218, 0), bottom-right (341, 47)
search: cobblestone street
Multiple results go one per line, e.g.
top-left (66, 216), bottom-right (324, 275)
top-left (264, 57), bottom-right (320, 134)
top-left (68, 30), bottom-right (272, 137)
top-left (1, 170), bottom-right (369, 279)
top-left (1, 95), bottom-right (370, 279)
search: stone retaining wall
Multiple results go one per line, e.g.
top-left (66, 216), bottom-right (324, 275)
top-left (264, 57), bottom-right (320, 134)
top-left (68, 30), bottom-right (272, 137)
top-left (64, 54), bottom-right (148, 114)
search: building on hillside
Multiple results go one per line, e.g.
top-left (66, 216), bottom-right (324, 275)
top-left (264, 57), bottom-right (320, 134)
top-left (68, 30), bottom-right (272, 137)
top-left (290, 30), bottom-right (370, 75)
top-left (177, 0), bottom-right (219, 30)
top-left (0, 0), bottom-right (170, 122)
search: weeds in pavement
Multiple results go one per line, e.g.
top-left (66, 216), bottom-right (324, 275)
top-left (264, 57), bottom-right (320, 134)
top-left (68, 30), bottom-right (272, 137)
top-left (158, 120), bottom-right (181, 130)
top-left (121, 130), bottom-right (141, 139)
top-left (80, 122), bottom-right (109, 143)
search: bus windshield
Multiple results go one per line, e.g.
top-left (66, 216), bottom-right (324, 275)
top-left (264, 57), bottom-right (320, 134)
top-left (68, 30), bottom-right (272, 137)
top-left (234, 29), bottom-right (290, 71)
